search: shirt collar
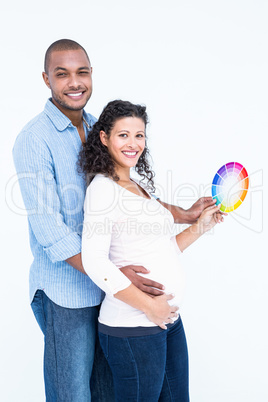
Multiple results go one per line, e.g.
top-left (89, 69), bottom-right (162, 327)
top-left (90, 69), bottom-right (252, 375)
top-left (44, 98), bottom-right (83, 132)
top-left (82, 110), bottom-right (93, 130)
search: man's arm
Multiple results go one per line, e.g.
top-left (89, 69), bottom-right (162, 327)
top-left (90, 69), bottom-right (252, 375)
top-left (158, 196), bottom-right (223, 224)
top-left (13, 131), bottom-right (82, 264)
top-left (65, 253), bottom-right (86, 274)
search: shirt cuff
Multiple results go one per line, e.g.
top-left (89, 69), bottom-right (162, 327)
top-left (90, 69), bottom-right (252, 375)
top-left (44, 232), bottom-right (81, 263)
top-left (103, 275), bottom-right (132, 296)
top-left (171, 236), bottom-right (182, 255)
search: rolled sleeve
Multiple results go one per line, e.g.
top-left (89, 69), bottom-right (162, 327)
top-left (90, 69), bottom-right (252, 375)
top-left (44, 232), bottom-right (81, 263)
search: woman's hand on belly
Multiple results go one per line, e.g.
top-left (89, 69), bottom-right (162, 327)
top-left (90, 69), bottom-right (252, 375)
top-left (144, 293), bottom-right (179, 329)
top-left (114, 284), bottom-right (179, 330)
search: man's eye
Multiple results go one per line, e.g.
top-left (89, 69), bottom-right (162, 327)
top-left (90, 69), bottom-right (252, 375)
top-left (79, 71), bottom-right (88, 74)
top-left (57, 73), bottom-right (66, 77)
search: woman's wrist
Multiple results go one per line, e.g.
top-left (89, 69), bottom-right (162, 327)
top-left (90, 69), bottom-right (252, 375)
top-left (191, 220), bottom-right (205, 236)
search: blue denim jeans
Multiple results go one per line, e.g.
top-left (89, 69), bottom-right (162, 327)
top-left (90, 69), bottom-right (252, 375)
top-left (31, 290), bottom-right (115, 402)
top-left (99, 317), bottom-right (189, 402)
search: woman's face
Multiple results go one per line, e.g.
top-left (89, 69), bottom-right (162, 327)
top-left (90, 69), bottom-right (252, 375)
top-left (100, 117), bottom-right (146, 171)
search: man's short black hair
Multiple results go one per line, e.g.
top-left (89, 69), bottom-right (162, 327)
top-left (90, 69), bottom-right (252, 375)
top-left (44, 39), bottom-right (90, 73)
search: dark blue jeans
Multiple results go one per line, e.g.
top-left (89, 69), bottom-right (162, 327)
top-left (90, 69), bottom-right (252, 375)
top-left (99, 317), bottom-right (189, 402)
top-left (31, 290), bottom-right (114, 402)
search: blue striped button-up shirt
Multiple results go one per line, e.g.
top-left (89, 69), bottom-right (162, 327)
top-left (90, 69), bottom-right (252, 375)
top-left (13, 99), bottom-right (104, 308)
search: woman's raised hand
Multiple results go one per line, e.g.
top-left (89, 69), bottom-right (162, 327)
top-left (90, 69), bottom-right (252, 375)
top-left (195, 203), bottom-right (224, 235)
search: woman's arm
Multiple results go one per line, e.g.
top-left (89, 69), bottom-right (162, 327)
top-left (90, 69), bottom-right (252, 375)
top-left (175, 204), bottom-right (223, 252)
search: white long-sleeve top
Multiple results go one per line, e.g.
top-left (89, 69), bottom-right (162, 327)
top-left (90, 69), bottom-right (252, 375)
top-left (82, 174), bottom-right (185, 328)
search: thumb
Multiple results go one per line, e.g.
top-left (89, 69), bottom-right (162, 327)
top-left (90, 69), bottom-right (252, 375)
top-left (165, 293), bottom-right (175, 301)
top-left (204, 204), bottom-right (221, 213)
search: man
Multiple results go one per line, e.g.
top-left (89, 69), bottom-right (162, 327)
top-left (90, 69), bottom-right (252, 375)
top-left (13, 39), bottom-right (218, 401)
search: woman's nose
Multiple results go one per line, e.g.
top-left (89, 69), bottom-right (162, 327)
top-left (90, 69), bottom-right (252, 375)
top-left (126, 137), bottom-right (137, 148)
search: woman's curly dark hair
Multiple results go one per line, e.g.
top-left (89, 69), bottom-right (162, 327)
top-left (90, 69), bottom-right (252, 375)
top-left (78, 100), bottom-right (155, 191)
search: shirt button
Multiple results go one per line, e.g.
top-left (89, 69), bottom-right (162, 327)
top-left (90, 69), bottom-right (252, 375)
top-left (104, 278), bottom-right (108, 281)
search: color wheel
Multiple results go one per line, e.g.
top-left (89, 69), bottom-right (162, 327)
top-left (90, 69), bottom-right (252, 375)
top-left (212, 162), bottom-right (249, 212)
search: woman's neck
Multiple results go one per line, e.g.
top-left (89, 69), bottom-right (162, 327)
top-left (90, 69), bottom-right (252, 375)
top-left (115, 167), bottom-right (131, 183)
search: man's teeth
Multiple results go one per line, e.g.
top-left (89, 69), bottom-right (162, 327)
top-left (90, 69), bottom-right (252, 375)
top-left (67, 92), bottom-right (82, 97)
top-left (123, 151), bottom-right (137, 156)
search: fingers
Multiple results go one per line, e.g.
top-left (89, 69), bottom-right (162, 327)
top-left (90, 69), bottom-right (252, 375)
top-left (219, 211), bottom-right (228, 216)
top-left (198, 196), bottom-right (217, 206)
top-left (165, 293), bottom-right (175, 301)
top-left (159, 311), bottom-right (179, 329)
top-left (120, 266), bottom-right (165, 295)
top-left (198, 198), bottom-right (228, 216)
top-left (142, 278), bottom-right (165, 291)
top-left (142, 287), bottom-right (165, 297)
top-left (202, 204), bottom-right (222, 217)
top-left (206, 203), bottom-right (221, 212)
top-left (215, 211), bottom-right (224, 223)
top-left (134, 277), bottom-right (165, 296)
top-left (153, 295), bottom-right (179, 329)
top-left (121, 265), bottom-right (150, 274)
top-left (168, 312), bottom-right (179, 319)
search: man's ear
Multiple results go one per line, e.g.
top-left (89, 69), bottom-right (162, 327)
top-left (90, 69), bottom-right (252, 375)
top-left (100, 130), bottom-right (108, 146)
top-left (42, 72), bottom-right (51, 89)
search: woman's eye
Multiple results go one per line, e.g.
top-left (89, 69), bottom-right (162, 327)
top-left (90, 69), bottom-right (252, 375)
top-left (119, 134), bottom-right (127, 137)
top-left (137, 134), bottom-right (144, 138)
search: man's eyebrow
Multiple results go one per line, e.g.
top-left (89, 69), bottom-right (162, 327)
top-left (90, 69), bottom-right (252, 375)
top-left (78, 66), bottom-right (91, 70)
top-left (54, 67), bottom-right (67, 72)
top-left (54, 66), bottom-right (91, 72)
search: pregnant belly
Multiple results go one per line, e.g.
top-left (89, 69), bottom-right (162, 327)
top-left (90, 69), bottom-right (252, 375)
top-left (136, 253), bottom-right (186, 305)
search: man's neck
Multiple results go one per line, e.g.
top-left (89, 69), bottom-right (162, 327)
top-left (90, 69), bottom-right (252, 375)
top-left (69, 111), bottom-right (84, 128)
top-left (51, 98), bottom-right (84, 127)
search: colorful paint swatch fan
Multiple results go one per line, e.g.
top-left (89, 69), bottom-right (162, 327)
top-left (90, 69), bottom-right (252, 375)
top-left (212, 162), bottom-right (249, 212)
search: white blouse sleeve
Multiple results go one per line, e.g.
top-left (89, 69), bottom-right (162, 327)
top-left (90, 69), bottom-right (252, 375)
top-left (82, 177), bottom-right (132, 295)
top-left (170, 236), bottom-right (182, 255)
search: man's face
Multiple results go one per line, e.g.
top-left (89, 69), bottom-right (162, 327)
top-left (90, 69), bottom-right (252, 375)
top-left (42, 49), bottom-right (92, 114)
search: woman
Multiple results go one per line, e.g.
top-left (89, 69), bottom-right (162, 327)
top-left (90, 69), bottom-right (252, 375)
top-left (79, 100), bottom-right (222, 401)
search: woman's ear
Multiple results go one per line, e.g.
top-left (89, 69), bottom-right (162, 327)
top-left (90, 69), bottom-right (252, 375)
top-left (100, 130), bottom-right (108, 146)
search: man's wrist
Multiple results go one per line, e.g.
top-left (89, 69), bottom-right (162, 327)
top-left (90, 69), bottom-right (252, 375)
top-left (174, 206), bottom-right (195, 224)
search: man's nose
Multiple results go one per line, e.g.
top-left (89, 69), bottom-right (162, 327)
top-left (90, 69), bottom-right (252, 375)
top-left (68, 74), bottom-right (81, 89)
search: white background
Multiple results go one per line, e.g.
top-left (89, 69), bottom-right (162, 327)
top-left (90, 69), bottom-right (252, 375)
top-left (1, 1), bottom-right (267, 401)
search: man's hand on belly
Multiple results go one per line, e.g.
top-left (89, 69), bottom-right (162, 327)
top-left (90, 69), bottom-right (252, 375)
top-left (120, 265), bottom-right (165, 296)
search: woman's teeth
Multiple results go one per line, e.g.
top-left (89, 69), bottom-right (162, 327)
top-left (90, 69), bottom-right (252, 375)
top-left (122, 151), bottom-right (137, 156)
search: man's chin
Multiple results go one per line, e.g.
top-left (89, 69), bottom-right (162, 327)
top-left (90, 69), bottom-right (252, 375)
top-left (52, 96), bottom-right (90, 113)
top-left (65, 104), bottom-right (86, 111)
top-left (63, 98), bottom-right (90, 111)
